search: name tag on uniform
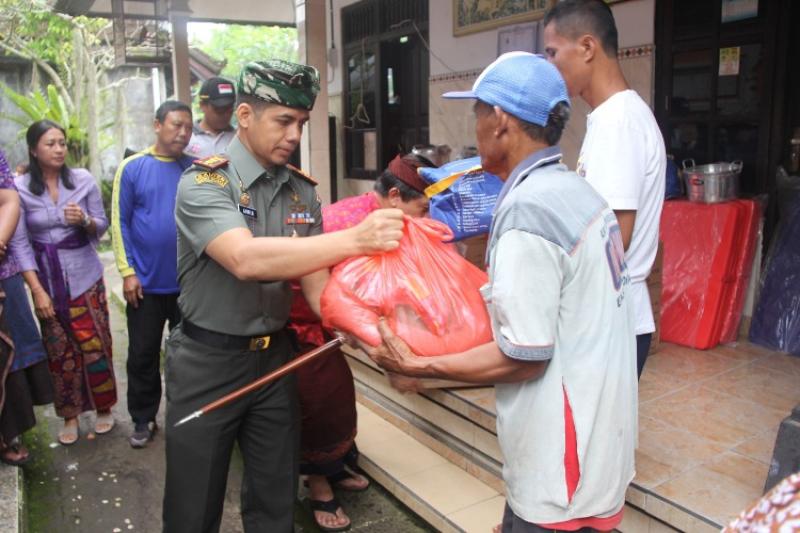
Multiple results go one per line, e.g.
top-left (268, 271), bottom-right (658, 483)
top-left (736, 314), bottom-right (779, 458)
top-left (239, 204), bottom-right (258, 218)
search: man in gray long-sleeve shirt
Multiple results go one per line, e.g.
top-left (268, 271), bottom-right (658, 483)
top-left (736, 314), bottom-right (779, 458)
top-left (186, 77), bottom-right (236, 159)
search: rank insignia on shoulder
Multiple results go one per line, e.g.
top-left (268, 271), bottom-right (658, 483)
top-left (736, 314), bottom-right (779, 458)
top-left (194, 155), bottom-right (229, 170)
top-left (287, 164), bottom-right (318, 186)
top-left (195, 171), bottom-right (229, 188)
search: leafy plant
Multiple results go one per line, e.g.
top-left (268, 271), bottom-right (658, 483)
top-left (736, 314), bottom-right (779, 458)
top-left (190, 23), bottom-right (299, 79)
top-left (0, 0), bottom-right (131, 178)
top-left (1, 83), bottom-right (90, 167)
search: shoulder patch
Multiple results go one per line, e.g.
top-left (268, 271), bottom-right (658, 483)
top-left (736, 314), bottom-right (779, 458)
top-left (195, 171), bottom-right (229, 188)
top-left (194, 155), bottom-right (229, 170)
top-left (287, 164), bottom-right (318, 186)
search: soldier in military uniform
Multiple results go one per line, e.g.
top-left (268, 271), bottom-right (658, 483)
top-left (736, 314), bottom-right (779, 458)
top-left (162, 60), bottom-right (404, 533)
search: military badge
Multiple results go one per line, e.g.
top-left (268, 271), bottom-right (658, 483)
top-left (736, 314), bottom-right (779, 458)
top-left (194, 155), bottom-right (230, 170)
top-left (195, 172), bottom-right (229, 187)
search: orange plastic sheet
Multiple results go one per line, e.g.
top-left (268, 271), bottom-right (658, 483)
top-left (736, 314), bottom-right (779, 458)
top-left (321, 216), bottom-right (492, 356)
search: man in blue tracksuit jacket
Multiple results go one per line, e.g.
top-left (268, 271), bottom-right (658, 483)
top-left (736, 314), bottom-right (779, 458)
top-left (111, 100), bottom-right (194, 448)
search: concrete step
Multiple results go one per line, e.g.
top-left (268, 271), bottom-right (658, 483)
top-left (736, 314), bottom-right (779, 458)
top-left (0, 465), bottom-right (21, 533)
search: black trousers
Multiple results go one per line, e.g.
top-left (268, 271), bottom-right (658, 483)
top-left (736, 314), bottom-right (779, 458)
top-left (636, 333), bottom-right (653, 380)
top-left (126, 293), bottom-right (180, 425)
top-left (163, 326), bottom-right (298, 533)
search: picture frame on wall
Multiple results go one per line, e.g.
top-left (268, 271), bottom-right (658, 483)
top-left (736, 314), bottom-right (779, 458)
top-left (454, 0), bottom-right (555, 37)
top-left (497, 23), bottom-right (541, 56)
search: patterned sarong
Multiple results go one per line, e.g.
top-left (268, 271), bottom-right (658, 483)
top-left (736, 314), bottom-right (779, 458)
top-left (40, 279), bottom-right (117, 418)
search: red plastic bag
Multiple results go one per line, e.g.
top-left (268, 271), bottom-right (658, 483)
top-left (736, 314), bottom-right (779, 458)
top-left (321, 216), bottom-right (492, 356)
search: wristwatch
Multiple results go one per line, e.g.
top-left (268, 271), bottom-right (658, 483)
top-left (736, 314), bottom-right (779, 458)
top-left (81, 213), bottom-right (92, 228)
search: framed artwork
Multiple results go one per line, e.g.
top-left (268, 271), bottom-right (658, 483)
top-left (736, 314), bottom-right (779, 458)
top-left (454, 0), bottom-right (555, 37)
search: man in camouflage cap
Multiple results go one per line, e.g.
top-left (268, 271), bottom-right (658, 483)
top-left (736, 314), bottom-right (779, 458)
top-left (239, 59), bottom-right (320, 110)
top-left (163, 59), bottom-right (404, 533)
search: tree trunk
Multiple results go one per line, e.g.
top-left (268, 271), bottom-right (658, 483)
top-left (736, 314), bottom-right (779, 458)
top-left (82, 29), bottom-right (101, 180)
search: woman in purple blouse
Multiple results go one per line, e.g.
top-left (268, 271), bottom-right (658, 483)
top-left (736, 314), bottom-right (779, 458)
top-left (15, 120), bottom-right (118, 446)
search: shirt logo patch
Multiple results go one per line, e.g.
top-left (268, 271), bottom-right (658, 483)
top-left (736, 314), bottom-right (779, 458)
top-left (195, 171), bottom-right (229, 187)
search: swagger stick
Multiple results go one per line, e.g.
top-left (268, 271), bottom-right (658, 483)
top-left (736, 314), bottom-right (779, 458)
top-left (174, 336), bottom-right (344, 427)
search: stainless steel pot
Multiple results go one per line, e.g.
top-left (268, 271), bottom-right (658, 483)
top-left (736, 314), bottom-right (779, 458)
top-left (682, 159), bottom-right (743, 203)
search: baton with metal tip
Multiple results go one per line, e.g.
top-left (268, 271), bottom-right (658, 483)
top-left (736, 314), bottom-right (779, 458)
top-left (174, 336), bottom-right (344, 428)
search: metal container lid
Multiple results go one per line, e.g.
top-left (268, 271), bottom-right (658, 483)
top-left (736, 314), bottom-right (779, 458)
top-left (682, 159), bottom-right (743, 176)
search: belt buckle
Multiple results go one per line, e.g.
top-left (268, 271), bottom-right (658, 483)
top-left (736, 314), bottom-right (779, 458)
top-left (249, 335), bottom-right (271, 351)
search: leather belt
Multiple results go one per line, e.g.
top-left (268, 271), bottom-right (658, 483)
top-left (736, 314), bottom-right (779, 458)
top-left (182, 319), bottom-right (278, 351)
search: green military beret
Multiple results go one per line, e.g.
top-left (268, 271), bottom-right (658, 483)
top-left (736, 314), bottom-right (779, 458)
top-left (238, 60), bottom-right (320, 111)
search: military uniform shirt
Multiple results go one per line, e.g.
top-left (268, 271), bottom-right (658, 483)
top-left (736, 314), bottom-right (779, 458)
top-left (175, 135), bottom-right (322, 336)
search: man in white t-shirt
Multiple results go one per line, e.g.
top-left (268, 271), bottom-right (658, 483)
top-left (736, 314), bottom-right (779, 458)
top-left (362, 52), bottom-right (637, 533)
top-left (544, 0), bottom-right (666, 378)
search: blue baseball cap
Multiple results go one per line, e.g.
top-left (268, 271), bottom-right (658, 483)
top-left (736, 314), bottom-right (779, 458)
top-left (443, 52), bottom-right (570, 127)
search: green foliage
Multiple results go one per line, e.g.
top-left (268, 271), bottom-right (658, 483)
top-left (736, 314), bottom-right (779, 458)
top-left (99, 177), bottom-right (113, 224)
top-left (0, 83), bottom-right (89, 167)
top-left (0, 0), bottom-right (109, 64)
top-left (191, 24), bottom-right (299, 79)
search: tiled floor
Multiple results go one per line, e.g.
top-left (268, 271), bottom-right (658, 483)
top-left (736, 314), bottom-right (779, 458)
top-left (635, 341), bottom-right (799, 526)
top-left (354, 340), bottom-right (799, 530)
top-left (443, 340), bottom-right (800, 528)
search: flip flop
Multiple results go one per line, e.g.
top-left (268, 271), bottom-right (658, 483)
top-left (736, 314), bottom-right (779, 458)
top-left (309, 497), bottom-right (351, 532)
top-left (1, 441), bottom-right (32, 466)
top-left (95, 412), bottom-right (115, 435)
top-left (58, 423), bottom-right (79, 446)
top-left (327, 470), bottom-right (370, 492)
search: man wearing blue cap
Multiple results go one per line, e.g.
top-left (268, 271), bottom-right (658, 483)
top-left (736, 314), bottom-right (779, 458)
top-left (363, 52), bottom-right (637, 532)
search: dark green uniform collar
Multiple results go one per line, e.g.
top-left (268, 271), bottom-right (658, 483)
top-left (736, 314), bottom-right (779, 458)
top-left (226, 135), bottom-right (289, 189)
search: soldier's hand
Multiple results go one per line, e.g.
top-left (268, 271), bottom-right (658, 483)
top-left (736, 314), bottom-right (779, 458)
top-left (352, 208), bottom-right (404, 254)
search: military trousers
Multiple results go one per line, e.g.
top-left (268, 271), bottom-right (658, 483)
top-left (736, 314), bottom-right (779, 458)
top-left (162, 325), bottom-right (298, 533)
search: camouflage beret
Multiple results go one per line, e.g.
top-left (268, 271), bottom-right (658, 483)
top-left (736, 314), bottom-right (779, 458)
top-left (237, 60), bottom-right (320, 111)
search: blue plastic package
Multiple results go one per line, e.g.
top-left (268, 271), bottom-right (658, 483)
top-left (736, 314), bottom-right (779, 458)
top-left (419, 157), bottom-right (503, 241)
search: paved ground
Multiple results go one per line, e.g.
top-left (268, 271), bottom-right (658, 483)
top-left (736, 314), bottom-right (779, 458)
top-left (19, 251), bottom-right (433, 532)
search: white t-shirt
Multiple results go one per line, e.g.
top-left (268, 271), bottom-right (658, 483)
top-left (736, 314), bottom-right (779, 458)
top-left (485, 154), bottom-right (637, 524)
top-left (577, 90), bottom-right (666, 335)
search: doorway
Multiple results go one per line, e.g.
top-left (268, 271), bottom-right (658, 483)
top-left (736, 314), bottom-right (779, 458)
top-left (654, 0), bottom-right (790, 200)
top-left (342, 0), bottom-right (429, 180)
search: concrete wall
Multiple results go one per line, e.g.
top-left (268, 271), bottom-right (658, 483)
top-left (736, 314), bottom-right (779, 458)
top-left (328, 0), bottom-right (657, 193)
top-left (429, 0), bottom-right (656, 169)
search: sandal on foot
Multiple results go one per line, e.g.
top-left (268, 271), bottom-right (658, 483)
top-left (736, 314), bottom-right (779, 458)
top-left (58, 424), bottom-right (79, 446)
top-left (327, 470), bottom-right (370, 492)
top-left (309, 497), bottom-right (351, 532)
top-left (1, 440), bottom-right (31, 466)
top-left (95, 412), bottom-right (115, 435)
